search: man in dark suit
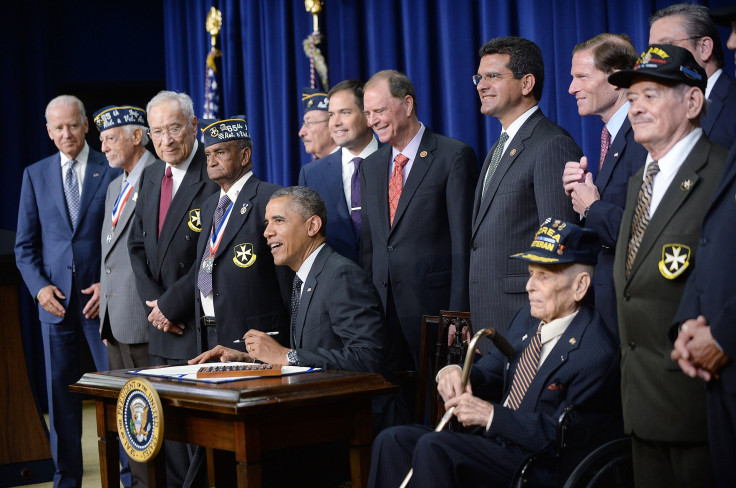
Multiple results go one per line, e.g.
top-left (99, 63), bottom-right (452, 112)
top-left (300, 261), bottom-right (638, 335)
top-left (609, 45), bottom-right (727, 487)
top-left (650, 3), bottom-right (736, 149)
top-left (360, 70), bottom-right (478, 368)
top-left (369, 220), bottom-right (621, 488)
top-left (127, 90), bottom-right (219, 488)
top-left (562, 34), bottom-right (647, 338)
top-left (95, 104), bottom-right (156, 487)
top-left (670, 9), bottom-right (736, 486)
top-left (193, 116), bottom-right (289, 353)
top-left (470, 37), bottom-right (580, 343)
top-left (299, 80), bottom-right (378, 263)
top-left (15, 95), bottom-right (120, 487)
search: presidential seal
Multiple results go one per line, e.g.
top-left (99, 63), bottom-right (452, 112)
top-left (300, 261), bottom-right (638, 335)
top-left (188, 208), bottom-right (202, 232)
top-left (233, 243), bottom-right (257, 268)
top-left (658, 244), bottom-right (691, 280)
top-left (116, 377), bottom-right (164, 462)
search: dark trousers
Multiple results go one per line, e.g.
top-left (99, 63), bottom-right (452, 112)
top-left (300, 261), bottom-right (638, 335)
top-left (41, 285), bottom-right (108, 488)
top-left (631, 433), bottom-right (714, 488)
top-left (706, 384), bottom-right (736, 488)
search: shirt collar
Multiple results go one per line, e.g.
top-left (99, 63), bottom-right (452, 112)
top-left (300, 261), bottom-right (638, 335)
top-left (165, 139), bottom-right (198, 176)
top-left (540, 309), bottom-right (579, 345)
top-left (643, 127), bottom-right (702, 180)
top-left (296, 242), bottom-right (326, 284)
top-left (606, 102), bottom-right (630, 141)
top-left (392, 123), bottom-right (425, 162)
top-left (60, 143), bottom-right (89, 166)
top-left (125, 150), bottom-right (155, 187)
top-left (341, 136), bottom-right (378, 164)
top-left (220, 170), bottom-right (253, 202)
top-left (706, 69), bottom-right (722, 100)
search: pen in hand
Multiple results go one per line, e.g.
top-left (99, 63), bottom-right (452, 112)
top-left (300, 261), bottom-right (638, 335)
top-left (233, 331), bottom-right (279, 344)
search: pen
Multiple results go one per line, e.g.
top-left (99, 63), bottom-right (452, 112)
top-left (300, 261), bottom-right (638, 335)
top-left (233, 331), bottom-right (279, 343)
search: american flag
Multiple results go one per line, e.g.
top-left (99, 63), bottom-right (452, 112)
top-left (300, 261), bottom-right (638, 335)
top-left (203, 47), bottom-right (222, 119)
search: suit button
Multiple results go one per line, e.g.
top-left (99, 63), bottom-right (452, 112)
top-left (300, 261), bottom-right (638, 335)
top-left (387, 246), bottom-right (394, 252)
top-left (143, 231), bottom-right (147, 237)
top-left (471, 244), bottom-right (477, 251)
top-left (624, 293), bottom-right (630, 301)
top-left (381, 282), bottom-right (388, 287)
top-left (105, 268), bottom-right (111, 274)
top-left (185, 235), bottom-right (191, 241)
top-left (628, 341), bottom-right (636, 350)
top-left (180, 262), bottom-right (185, 268)
top-left (699, 237), bottom-right (708, 245)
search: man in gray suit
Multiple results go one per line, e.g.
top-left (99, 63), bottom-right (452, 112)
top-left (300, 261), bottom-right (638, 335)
top-left (470, 36), bottom-right (580, 343)
top-left (609, 44), bottom-right (726, 487)
top-left (94, 104), bottom-right (156, 487)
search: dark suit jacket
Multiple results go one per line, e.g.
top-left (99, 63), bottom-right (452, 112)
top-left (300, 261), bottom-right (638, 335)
top-left (15, 147), bottom-right (120, 324)
top-left (701, 72), bottom-right (736, 150)
top-left (613, 133), bottom-right (727, 442)
top-left (294, 245), bottom-right (388, 373)
top-left (470, 304), bottom-right (620, 457)
top-left (585, 118), bottom-right (647, 338)
top-left (360, 127), bottom-right (478, 364)
top-left (128, 144), bottom-right (219, 360)
top-left (470, 109), bottom-right (580, 342)
top-left (299, 150), bottom-right (360, 263)
top-left (673, 143), bottom-right (736, 395)
top-left (193, 175), bottom-right (291, 352)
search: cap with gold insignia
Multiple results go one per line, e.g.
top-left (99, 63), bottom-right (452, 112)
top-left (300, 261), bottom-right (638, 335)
top-left (93, 105), bottom-right (146, 132)
top-left (608, 44), bottom-right (706, 93)
top-left (201, 116), bottom-right (251, 148)
top-left (302, 87), bottom-right (329, 113)
top-left (511, 218), bottom-right (601, 265)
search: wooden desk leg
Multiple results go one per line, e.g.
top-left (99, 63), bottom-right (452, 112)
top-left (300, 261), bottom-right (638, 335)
top-left (96, 401), bottom-right (119, 488)
top-left (234, 422), bottom-right (262, 488)
top-left (350, 403), bottom-right (373, 488)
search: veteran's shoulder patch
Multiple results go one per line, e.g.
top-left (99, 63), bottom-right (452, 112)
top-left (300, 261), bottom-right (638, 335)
top-left (233, 242), bottom-right (257, 268)
top-left (188, 209), bottom-right (202, 232)
top-left (658, 244), bottom-right (691, 279)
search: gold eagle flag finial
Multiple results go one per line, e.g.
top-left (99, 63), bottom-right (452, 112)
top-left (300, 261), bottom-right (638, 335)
top-left (206, 6), bottom-right (223, 50)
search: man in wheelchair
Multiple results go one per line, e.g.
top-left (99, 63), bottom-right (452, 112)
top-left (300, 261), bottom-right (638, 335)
top-left (369, 219), bottom-right (621, 487)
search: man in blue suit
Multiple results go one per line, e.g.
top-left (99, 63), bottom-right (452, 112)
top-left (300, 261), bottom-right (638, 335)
top-left (369, 219), bottom-right (620, 488)
top-left (299, 80), bottom-right (378, 263)
top-left (563, 33), bottom-right (647, 338)
top-left (650, 3), bottom-right (736, 149)
top-left (15, 95), bottom-right (120, 487)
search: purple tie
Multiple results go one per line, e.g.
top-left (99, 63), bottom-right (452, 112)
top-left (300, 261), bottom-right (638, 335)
top-left (350, 157), bottom-right (362, 234)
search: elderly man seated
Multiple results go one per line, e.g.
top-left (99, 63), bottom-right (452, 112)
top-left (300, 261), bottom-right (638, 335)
top-left (369, 219), bottom-right (621, 488)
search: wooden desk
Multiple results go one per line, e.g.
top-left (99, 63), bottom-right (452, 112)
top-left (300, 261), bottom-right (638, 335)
top-left (71, 369), bottom-right (397, 488)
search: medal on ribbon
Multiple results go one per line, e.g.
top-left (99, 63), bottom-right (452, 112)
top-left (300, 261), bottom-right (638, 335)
top-left (203, 200), bottom-right (235, 274)
top-left (108, 181), bottom-right (134, 245)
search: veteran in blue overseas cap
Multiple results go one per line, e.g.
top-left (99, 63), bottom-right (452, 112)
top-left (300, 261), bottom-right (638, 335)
top-left (298, 87), bottom-right (337, 159)
top-left (93, 105), bottom-right (147, 131)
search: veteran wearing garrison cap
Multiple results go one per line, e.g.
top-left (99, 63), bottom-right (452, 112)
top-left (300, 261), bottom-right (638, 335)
top-left (94, 104), bottom-right (156, 487)
top-left (609, 44), bottom-right (728, 487)
top-left (369, 219), bottom-right (620, 488)
top-left (192, 117), bottom-right (290, 354)
top-left (298, 87), bottom-right (338, 160)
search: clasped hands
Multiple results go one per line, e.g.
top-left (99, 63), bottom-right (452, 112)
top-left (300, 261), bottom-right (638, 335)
top-left (437, 366), bottom-right (493, 428)
top-left (671, 315), bottom-right (730, 382)
top-left (563, 156), bottom-right (600, 217)
top-left (146, 299), bottom-right (184, 335)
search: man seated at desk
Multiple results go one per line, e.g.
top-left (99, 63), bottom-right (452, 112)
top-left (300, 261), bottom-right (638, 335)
top-left (190, 185), bottom-right (408, 427)
top-left (368, 219), bottom-right (621, 488)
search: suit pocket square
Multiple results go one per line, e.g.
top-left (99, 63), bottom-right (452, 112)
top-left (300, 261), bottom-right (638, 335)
top-left (547, 382), bottom-right (565, 391)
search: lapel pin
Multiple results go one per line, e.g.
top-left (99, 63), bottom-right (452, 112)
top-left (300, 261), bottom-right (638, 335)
top-left (240, 203), bottom-right (249, 215)
top-left (613, 152), bottom-right (619, 158)
top-left (569, 338), bottom-right (576, 345)
top-left (133, 192), bottom-right (138, 201)
top-left (420, 151), bottom-right (428, 158)
top-left (681, 179), bottom-right (692, 191)
top-left (510, 148), bottom-right (517, 156)
top-left (307, 287), bottom-right (312, 292)
top-left (93, 173), bottom-right (99, 178)
top-left (522, 333), bottom-right (528, 341)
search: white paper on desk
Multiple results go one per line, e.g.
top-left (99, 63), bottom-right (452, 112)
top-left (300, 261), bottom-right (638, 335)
top-left (129, 362), bottom-right (320, 383)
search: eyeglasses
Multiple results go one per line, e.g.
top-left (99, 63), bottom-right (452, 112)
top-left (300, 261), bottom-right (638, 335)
top-left (662, 36), bottom-right (702, 45)
top-left (302, 119), bottom-right (329, 128)
top-left (472, 72), bottom-right (518, 85)
top-left (147, 125), bottom-right (185, 140)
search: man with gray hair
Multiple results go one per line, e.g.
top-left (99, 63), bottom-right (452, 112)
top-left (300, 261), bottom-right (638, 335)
top-left (15, 95), bottom-right (120, 487)
top-left (649, 3), bottom-right (736, 148)
top-left (94, 104), bottom-right (156, 487)
top-left (128, 90), bottom-right (218, 488)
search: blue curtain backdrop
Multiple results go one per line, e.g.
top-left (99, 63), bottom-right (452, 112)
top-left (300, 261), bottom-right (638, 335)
top-left (162, 0), bottom-right (735, 188)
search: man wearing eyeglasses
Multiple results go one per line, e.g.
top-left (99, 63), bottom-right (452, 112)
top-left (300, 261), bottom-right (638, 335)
top-left (127, 90), bottom-right (218, 488)
top-left (298, 87), bottom-right (338, 160)
top-left (470, 36), bottom-right (580, 348)
top-left (650, 3), bottom-right (736, 149)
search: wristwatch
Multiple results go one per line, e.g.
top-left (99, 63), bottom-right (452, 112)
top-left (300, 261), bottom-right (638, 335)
top-left (287, 349), bottom-right (300, 366)
top-left (583, 205), bottom-right (592, 218)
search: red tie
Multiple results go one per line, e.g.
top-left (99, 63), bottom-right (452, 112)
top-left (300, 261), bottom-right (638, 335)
top-left (599, 126), bottom-right (611, 172)
top-left (158, 166), bottom-right (173, 237)
top-left (389, 154), bottom-right (409, 226)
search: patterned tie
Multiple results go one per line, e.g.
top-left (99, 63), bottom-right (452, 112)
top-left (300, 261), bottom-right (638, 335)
top-left (389, 154), bottom-right (409, 226)
top-left (158, 166), bottom-right (173, 237)
top-left (481, 132), bottom-right (509, 201)
top-left (625, 161), bottom-right (661, 278)
top-left (599, 126), bottom-right (612, 172)
top-left (64, 160), bottom-right (80, 229)
top-left (506, 325), bottom-right (543, 410)
top-left (197, 194), bottom-right (232, 297)
top-left (290, 275), bottom-right (303, 346)
top-left (350, 157), bottom-right (363, 234)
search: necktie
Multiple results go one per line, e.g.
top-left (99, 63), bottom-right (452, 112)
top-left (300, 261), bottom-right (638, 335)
top-left (290, 275), bottom-right (303, 346)
top-left (599, 126), bottom-right (612, 172)
top-left (197, 194), bottom-right (232, 297)
top-left (625, 161), bottom-right (661, 277)
top-left (481, 132), bottom-right (509, 201)
top-left (158, 166), bottom-right (173, 237)
top-left (64, 160), bottom-right (80, 229)
top-left (506, 325), bottom-right (543, 410)
top-left (389, 154), bottom-right (409, 226)
top-left (350, 157), bottom-right (363, 234)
